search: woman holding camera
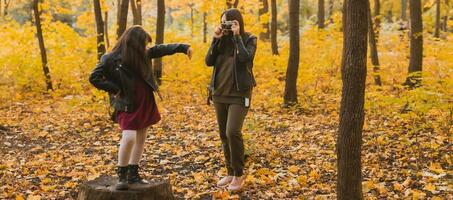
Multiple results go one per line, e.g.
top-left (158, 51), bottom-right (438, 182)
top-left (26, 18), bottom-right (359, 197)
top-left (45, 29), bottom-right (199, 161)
top-left (205, 8), bottom-right (257, 191)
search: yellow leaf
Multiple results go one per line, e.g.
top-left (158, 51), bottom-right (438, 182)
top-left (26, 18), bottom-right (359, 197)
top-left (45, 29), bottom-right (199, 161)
top-left (423, 183), bottom-right (437, 193)
top-left (362, 180), bottom-right (375, 193)
top-left (15, 195), bottom-right (25, 200)
top-left (297, 175), bottom-right (307, 187)
top-left (288, 165), bottom-right (299, 173)
top-left (309, 170), bottom-right (320, 180)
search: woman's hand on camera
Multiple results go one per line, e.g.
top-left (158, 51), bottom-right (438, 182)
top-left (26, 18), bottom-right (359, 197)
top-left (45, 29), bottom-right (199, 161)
top-left (186, 47), bottom-right (193, 60)
top-left (214, 25), bottom-right (223, 39)
top-left (232, 20), bottom-right (240, 35)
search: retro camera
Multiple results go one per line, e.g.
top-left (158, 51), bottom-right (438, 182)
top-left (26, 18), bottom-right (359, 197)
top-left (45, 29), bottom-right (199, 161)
top-left (221, 21), bottom-right (235, 33)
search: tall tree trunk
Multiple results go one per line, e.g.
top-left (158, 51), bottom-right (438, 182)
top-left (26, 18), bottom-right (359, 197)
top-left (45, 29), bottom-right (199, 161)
top-left (226, 0), bottom-right (239, 8)
top-left (337, 0), bottom-right (368, 199)
top-left (434, 0), bottom-right (441, 37)
top-left (405, 0), bottom-right (423, 88)
top-left (374, 0), bottom-right (381, 41)
top-left (93, 0), bottom-right (106, 61)
top-left (190, 3), bottom-right (194, 39)
top-left (33, 0), bottom-right (53, 91)
top-left (443, 0), bottom-right (449, 31)
top-left (259, 0), bottom-right (270, 40)
top-left (283, 0), bottom-right (300, 105)
top-left (368, 2), bottom-right (382, 86)
top-left (271, 0), bottom-right (279, 55)
top-left (203, 12), bottom-right (207, 43)
top-left (117, 0), bottom-right (129, 39)
top-left (104, 11), bottom-right (110, 48)
top-left (401, 0), bottom-right (407, 21)
top-left (155, 0), bottom-right (165, 85)
top-left (3, 0), bottom-right (10, 16)
top-left (318, 0), bottom-right (325, 28)
top-left (130, 0), bottom-right (142, 25)
top-left (116, 0), bottom-right (121, 26)
top-left (328, 0), bottom-right (334, 24)
top-left (167, 7), bottom-right (173, 25)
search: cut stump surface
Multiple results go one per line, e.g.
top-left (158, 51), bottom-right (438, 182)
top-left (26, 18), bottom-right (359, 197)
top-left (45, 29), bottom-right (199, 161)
top-left (77, 175), bottom-right (174, 200)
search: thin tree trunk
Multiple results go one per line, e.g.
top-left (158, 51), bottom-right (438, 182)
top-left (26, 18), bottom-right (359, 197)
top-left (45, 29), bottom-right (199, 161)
top-left (271, 0), bottom-right (279, 55)
top-left (401, 0), bottom-right (407, 21)
top-left (0, 1), bottom-right (2, 17)
top-left (155, 0), bottom-right (165, 85)
top-left (318, 0), bottom-right (325, 29)
top-left (117, 0), bottom-right (129, 39)
top-left (374, 0), bottom-right (381, 41)
top-left (337, 0), bottom-right (368, 198)
top-left (93, 0), bottom-right (106, 61)
top-left (3, 0), bottom-right (10, 16)
top-left (259, 0), bottom-right (270, 40)
top-left (167, 7), bottom-right (173, 25)
top-left (328, 0), bottom-right (334, 24)
top-left (130, 0), bottom-right (142, 25)
top-left (434, 0), bottom-right (441, 37)
top-left (33, 0), bottom-right (53, 91)
top-left (442, 0), bottom-right (449, 31)
top-left (405, 0), bottom-right (423, 88)
top-left (190, 4), bottom-right (194, 39)
top-left (116, 0), bottom-right (121, 25)
top-left (283, 0), bottom-right (300, 105)
top-left (104, 11), bottom-right (110, 48)
top-left (226, 0), bottom-right (239, 8)
top-left (203, 12), bottom-right (207, 43)
top-left (368, 2), bottom-right (382, 86)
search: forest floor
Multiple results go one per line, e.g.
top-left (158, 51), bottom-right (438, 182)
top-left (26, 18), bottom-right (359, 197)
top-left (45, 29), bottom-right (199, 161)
top-left (1, 29), bottom-right (452, 199)
top-left (0, 88), bottom-right (451, 199)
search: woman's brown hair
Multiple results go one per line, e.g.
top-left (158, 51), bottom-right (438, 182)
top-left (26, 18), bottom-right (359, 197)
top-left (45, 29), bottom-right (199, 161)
top-left (111, 25), bottom-right (152, 78)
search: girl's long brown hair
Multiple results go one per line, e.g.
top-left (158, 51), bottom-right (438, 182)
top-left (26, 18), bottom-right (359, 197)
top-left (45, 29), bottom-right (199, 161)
top-left (111, 25), bottom-right (152, 78)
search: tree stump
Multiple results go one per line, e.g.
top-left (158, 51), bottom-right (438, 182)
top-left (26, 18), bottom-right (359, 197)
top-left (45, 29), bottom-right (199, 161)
top-left (77, 175), bottom-right (175, 200)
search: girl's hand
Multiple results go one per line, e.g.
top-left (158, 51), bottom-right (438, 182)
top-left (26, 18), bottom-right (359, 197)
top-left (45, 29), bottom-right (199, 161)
top-left (232, 20), bottom-right (240, 35)
top-left (186, 47), bottom-right (193, 60)
top-left (214, 25), bottom-right (223, 38)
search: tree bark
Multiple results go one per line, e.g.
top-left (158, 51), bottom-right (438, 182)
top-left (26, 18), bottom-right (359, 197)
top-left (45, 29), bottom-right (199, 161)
top-left (3, 0), bottom-right (10, 16)
top-left (368, 2), bottom-right (382, 86)
top-left (33, 0), bottom-right (53, 91)
top-left (226, 0), bottom-right (239, 8)
top-left (104, 11), bottom-right (110, 48)
top-left (328, 0), bottom-right (334, 24)
top-left (93, 0), bottom-right (106, 61)
top-left (190, 3), bottom-right (194, 38)
top-left (434, 0), bottom-right (441, 37)
top-left (405, 0), bottom-right (423, 88)
top-left (259, 0), bottom-right (270, 40)
top-left (117, 0), bottom-right (129, 39)
top-left (203, 12), bottom-right (207, 43)
top-left (442, 0), bottom-right (449, 31)
top-left (401, 0), bottom-right (407, 21)
top-left (77, 176), bottom-right (175, 200)
top-left (155, 0), bottom-right (165, 85)
top-left (318, 0), bottom-right (325, 29)
top-left (131, 0), bottom-right (142, 25)
top-left (271, 0), bottom-right (279, 55)
top-left (374, 0), bottom-right (381, 41)
top-left (283, 0), bottom-right (300, 105)
top-left (337, 0), bottom-right (368, 199)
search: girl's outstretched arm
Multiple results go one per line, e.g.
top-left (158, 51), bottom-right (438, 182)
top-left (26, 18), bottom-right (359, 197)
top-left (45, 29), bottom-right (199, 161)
top-left (147, 43), bottom-right (190, 59)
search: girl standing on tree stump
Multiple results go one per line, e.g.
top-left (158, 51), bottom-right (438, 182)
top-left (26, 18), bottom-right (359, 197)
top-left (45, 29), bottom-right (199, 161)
top-left (89, 25), bottom-right (193, 190)
top-left (205, 8), bottom-right (257, 192)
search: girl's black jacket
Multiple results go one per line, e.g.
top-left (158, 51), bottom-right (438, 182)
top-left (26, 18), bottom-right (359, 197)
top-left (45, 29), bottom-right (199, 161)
top-left (89, 43), bottom-right (190, 113)
top-left (205, 33), bottom-right (257, 92)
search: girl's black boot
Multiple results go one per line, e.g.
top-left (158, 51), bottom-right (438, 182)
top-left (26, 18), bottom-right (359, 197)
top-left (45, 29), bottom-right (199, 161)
top-left (128, 165), bottom-right (149, 184)
top-left (115, 166), bottom-right (129, 190)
